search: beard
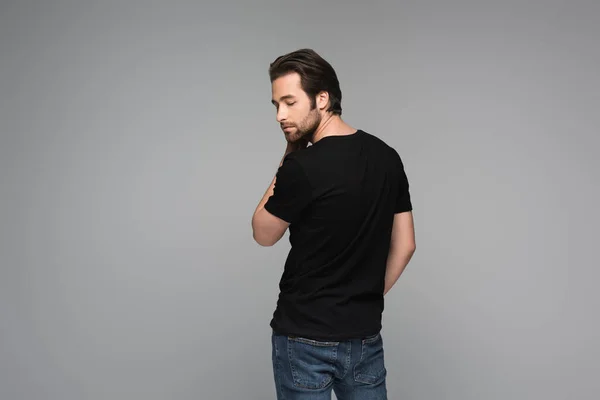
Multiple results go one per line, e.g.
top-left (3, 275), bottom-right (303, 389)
top-left (283, 107), bottom-right (321, 144)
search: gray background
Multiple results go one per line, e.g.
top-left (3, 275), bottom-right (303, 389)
top-left (1, 0), bottom-right (598, 399)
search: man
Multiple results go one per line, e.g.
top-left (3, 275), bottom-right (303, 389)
top-left (251, 48), bottom-right (416, 400)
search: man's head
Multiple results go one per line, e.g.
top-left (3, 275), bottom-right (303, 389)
top-left (269, 48), bottom-right (342, 143)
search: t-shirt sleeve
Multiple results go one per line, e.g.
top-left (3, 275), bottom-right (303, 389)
top-left (394, 151), bottom-right (413, 213)
top-left (264, 156), bottom-right (313, 223)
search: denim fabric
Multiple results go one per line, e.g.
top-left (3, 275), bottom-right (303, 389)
top-left (271, 332), bottom-right (387, 399)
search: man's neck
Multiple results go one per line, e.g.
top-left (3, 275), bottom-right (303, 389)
top-left (311, 115), bottom-right (356, 144)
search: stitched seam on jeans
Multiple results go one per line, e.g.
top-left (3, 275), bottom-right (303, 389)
top-left (362, 333), bottom-right (380, 344)
top-left (353, 340), bottom-right (368, 382)
top-left (287, 339), bottom-right (335, 389)
top-left (354, 339), bottom-right (386, 384)
top-left (274, 337), bottom-right (284, 399)
top-left (289, 336), bottom-right (339, 346)
top-left (339, 341), bottom-right (353, 380)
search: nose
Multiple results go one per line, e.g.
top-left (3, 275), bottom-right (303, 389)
top-left (276, 107), bottom-right (287, 123)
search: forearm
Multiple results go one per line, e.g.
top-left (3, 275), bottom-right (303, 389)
top-left (252, 150), bottom-right (290, 219)
top-left (253, 175), bottom-right (277, 217)
top-left (384, 245), bottom-right (415, 295)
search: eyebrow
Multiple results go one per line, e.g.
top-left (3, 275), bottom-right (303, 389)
top-left (271, 94), bottom-right (295, 105)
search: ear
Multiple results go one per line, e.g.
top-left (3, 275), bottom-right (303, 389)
top-left (316, 91), bottom-right (329, 110)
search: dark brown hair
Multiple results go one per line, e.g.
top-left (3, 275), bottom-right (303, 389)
top-left (269, 48), bottom-right (342, 115)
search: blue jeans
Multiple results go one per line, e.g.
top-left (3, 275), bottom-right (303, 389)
top-left (271, 331), bottom-right (388, 399)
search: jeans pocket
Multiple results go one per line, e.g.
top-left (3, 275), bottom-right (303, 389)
top-left (354, 332), bottom-right (387, 385)
top-left (287, 336), bottom-right (339, 389)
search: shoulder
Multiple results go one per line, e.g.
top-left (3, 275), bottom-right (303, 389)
top-left (359, 129), bottom-right (393, 147)
top-left (360, 129), bottom-right (403, 159)
top-left (276, 152), bottom-right (312, 187)
top-left (282, 144), bottom-right (319, 170)
top-left (281, 149), bottom-right (310, 170)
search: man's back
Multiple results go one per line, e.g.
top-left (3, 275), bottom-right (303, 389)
top-left (264, 129), bottom-right (413, 341)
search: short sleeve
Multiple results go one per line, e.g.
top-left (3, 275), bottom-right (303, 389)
top-left (264, 156), bottom-right (313, 223)
top-left (394, 151), bottom-right (413, 213)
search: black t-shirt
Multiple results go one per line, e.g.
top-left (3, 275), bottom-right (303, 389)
top-left (264, 129), bottom-right (412, 341)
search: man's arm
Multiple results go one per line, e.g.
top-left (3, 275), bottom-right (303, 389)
top-left (251, 159), bottom-right (289, 247)
top-left (384, 211), bottom-right (416, 295)
top-left (251, 141), bottom-right (308, 246)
